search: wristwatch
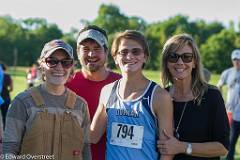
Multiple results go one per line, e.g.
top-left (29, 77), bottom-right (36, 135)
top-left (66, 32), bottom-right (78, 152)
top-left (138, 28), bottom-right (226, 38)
top-left (186, 143), bottom-right (192, 155)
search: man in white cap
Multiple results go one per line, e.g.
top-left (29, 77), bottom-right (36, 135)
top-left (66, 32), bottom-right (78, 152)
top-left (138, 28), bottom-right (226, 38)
top-left (66, 25), bottom-right (121, 160)
top-left (217, 49), bottom-right (240, 160)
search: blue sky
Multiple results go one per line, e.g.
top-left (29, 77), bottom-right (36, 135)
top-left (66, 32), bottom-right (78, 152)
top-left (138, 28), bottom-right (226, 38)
top-left (0, 0), bottom-right (239, 33)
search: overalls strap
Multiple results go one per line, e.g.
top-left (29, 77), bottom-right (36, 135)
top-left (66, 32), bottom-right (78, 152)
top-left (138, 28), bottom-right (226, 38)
top-left (30, 87), bottom-right (45, 107)
top-left (65, 88), bottom-right (77, 109)
top-left (30, 87), bottom-right (77, 109)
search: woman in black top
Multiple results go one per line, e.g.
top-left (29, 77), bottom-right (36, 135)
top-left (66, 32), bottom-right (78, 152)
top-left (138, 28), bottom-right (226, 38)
top-left (158, 33), bottom-right (229, 160)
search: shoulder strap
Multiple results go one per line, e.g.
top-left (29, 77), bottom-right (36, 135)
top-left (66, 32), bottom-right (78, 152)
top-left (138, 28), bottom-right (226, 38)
top-left (106, 80), bottom-right (119, 109)
top-left (142, 81), bottom-right (158, 119)
top-left (30, 87), bottom-right (45, 107)
top-left (30, 87), bottom-right (77, 109)
top-left (65, 88), bottom-right (77, 109)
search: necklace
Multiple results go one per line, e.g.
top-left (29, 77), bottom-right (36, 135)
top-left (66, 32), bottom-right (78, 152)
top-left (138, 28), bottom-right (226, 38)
top-left (174, 102), bottom-right (188, 139)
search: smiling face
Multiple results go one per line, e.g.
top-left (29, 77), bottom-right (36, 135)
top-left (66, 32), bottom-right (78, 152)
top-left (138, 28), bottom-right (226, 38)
top-left (41, 49), bottom-right (73, 86)
top-left (78, 39), bottom-right (107, 72)
top-left (232, 58), bottom-right (240, 70)
top-left (167, 44), bottom-right (195, 81)
top-left (114, 38), bottom-right (147, 74)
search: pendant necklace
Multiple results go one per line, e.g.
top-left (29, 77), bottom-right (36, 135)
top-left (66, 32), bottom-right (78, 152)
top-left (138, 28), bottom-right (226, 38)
top-left (174, 102), bottom-right (188, 139)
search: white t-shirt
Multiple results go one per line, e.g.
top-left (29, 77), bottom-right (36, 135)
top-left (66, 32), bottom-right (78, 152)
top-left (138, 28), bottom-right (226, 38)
top-left (218, 67), bottom-right (240, 121)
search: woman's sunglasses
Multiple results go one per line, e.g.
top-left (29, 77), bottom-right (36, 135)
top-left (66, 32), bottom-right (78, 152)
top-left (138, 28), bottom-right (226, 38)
top-left (167, 52), bottom-right (193, 63)
top-left (45, 57), bottom-right (73, 69)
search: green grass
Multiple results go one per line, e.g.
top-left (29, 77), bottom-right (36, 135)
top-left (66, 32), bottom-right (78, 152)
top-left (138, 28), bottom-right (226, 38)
top-left (6, 68), bottom-right (240, 159)
top-left (8, 66), bottom-right (29, 98)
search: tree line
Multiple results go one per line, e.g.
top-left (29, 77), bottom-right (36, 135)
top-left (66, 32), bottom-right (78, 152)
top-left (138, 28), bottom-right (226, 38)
top-left (0, 4), bottom-right (240, 73)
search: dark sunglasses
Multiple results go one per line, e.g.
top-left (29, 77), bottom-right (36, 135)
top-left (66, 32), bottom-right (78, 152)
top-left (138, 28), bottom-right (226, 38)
top-left (233, 58), bottom-right (240, 61)
top-left (118, 48), bottom-right (143, 56)
top-left (45, 58), bottom-right (73, 69)
top-left (167, 52), bottom-right (193, 63)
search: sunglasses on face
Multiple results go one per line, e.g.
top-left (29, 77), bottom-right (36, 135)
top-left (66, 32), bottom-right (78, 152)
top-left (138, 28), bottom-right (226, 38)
top-left (118, 48), bottom-right (143, 57)
top-left (167, 52), bottom-right (193, 63)
top-left (45, 57), bottom-right (73, 69)
top-left (233, 58), bottom-right (240, 61)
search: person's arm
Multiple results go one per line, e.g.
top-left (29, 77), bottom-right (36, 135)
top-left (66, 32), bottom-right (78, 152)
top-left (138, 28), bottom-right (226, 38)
top-left (159, 135), bottom-right (227, 157)
top-left (158, 88), bottom-right (229, 157)
top-left (90, 84), bottom-right (111, 144)
top-left (217, 70), bottom-right (227, 93)
top-left (3, 97), bottom-right (27, 155)
top-left (184, 142), bottom-right (227, 157)
top-left (153, 86), bottom-right (174, 160)
top-left (90, 103), bottom-right (107, 144)
top-left (82, 101), bottom-right (92, 160)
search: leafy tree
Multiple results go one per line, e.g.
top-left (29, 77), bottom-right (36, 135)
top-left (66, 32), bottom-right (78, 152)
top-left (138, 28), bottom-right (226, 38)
top-left (0, 4), bottom-right (238, 72)
top-left (21, 20), bottom-right (63, 66)
top-left (91, 4), bottom-right (147, 68)
top-left (128, 16), bottom-right (146, 32)
top-left (145, 23), bottom-right (163, 70)
top-left (194, 20), bottom-right (224, 45)
top-left (0, 16), bottom-right (25, 66)
top-left (200, 29), bottom-right (237, 73)
top-left (144, 15), bottom-right (196, 70)
top-left (93, 4), bottom-right (128, 33)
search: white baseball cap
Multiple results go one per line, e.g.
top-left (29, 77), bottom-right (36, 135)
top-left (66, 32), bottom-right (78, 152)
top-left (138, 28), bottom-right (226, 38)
top-left (77, 29), bottom-right (108, 49)
top-left (231, 49), bottom-right (240, 60)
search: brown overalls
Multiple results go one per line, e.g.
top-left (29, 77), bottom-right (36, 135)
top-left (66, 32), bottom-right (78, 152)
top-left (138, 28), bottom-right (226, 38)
top-left (20, 87), bottom-right (84, 160)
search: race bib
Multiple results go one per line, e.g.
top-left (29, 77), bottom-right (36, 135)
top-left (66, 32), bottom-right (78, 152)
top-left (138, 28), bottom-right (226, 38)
top-left (110, 122), bottom-right (144, 149)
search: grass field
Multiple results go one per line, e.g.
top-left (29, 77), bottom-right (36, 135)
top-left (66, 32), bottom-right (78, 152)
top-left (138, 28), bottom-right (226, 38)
top-left (7, 67), bottom-right (222, 98)
top-left (6, 67), bottom-right (240, 159)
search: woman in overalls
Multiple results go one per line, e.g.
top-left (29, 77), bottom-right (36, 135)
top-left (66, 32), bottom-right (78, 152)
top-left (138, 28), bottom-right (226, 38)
top-left (3, 39), bottom-right (91, 160)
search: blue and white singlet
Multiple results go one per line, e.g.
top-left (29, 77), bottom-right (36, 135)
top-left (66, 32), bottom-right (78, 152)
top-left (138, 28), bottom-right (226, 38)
top-left (106, 80), bottom-right (159, 160)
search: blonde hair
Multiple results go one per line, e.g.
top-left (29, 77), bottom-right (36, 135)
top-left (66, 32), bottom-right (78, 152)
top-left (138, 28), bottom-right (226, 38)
top-left (161, 33), bottom-right (208, 105)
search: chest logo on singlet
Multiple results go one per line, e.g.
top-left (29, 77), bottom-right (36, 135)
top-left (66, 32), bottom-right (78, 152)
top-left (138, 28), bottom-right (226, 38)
top-left (110, 122), bottom-right (144, 149)
top-left (116, 109), bottom-right (139, 118)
